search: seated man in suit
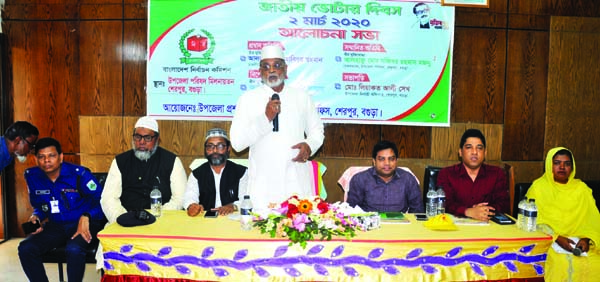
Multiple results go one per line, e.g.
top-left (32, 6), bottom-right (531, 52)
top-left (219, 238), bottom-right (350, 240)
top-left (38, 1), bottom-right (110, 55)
top-left (184, 128), bottom-right (248, 216)
top-left (100, 116), bottom-right (186, 223)
top-left (347, 140), bottom-right (424, 213)
top-left (18, 137), bottom-right (105, 282)
top-left (437, 128), bottom-right (510, 221)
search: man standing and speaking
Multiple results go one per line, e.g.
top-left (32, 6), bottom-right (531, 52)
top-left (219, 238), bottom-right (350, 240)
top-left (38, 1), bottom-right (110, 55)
top-left (230, 45), bottom-right (324, 209)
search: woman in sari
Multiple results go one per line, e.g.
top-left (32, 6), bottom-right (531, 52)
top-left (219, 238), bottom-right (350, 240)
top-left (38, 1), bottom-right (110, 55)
top-left (526, 147), bottom-right (600, 281)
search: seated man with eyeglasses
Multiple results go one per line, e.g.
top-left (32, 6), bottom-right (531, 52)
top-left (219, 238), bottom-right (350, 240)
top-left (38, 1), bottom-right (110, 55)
top-left (184, 128), bottom-right (248, 217)
top-left (100, 116), bottom-right (186, 224)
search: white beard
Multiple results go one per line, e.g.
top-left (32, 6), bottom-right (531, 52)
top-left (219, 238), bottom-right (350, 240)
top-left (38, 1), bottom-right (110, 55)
top-left (133, 142), bottom-right (158, 162)
top-left (263, 74), bottom-right (284, 88)
top-left (134, 150), bottom-right (153, 162)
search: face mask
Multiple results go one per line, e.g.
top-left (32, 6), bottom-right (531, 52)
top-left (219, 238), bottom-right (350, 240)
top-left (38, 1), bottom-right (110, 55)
top-left (15, 154), bottom-right (27, 163)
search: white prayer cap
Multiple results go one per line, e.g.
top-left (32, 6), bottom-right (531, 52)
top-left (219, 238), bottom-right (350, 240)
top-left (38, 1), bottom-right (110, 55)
top-left (134, 116), bottom-right (159, 133)
top-left (261, 45), bottom-right (284, 60)
top-left (205, 128), bottom-right (228, 141)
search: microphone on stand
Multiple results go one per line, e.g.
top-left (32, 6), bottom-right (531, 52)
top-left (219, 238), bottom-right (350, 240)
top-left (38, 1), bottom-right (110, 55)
top-left (272, 93), bottom-right (280, 132)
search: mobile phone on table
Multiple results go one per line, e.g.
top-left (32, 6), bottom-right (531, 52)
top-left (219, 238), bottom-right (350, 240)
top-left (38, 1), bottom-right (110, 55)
top-left (490, 213), bottom-right (515, 225)
top-left (415, 214), bottom-right (428, 221)
top-left (204, 210), bottom-right (218, 218)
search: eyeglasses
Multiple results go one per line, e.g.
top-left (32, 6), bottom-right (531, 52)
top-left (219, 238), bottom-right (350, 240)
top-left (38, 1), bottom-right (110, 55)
top-left (205, 143), bottom-right (227, 151)
top-left (415, 8), bottom-right (429, 16)
top-left (22, 137), bottom-right (35, 149)
top-left (133, 134), bottom-right (157, 142)
top-left (260, 61), bottom-right (286, 71)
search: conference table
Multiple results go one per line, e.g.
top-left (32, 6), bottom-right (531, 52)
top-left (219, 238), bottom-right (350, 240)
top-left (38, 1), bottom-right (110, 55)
top-left (98, 210), bottom-right (551, 282)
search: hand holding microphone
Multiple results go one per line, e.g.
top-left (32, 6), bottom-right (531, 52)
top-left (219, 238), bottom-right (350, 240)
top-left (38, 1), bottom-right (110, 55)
top-left (573, 237), bottom-right (591, 256)
top-left (269, 94), bottom-right (280, 132)
top-left (556, 236), bottom-right (590, 256)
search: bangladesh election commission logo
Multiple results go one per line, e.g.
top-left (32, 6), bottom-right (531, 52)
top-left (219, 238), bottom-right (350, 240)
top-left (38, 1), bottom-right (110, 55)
top-left (179, 29), bottom-right (215, 65)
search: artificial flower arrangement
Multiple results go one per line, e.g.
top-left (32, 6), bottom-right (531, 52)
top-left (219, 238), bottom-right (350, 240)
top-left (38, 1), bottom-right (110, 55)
top-left (253, 195), bottom-right (373, 248)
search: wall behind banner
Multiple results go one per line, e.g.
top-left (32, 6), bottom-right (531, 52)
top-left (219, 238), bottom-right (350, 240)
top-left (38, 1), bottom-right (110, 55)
top-left (3, 0), bottom-right (600, 237)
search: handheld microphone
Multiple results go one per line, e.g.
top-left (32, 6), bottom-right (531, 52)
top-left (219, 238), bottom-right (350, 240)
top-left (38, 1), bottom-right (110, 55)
top-left (572, 246), bottom-right (583, 256)
top-left (271, 93), bottom-right (280, 132)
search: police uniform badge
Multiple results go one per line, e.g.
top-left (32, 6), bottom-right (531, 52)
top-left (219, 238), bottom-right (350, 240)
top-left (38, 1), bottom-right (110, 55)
top-left (87, 180), bottom-right (97, 191)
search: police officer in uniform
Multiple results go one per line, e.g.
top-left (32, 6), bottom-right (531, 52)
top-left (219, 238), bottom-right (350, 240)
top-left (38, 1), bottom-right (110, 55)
top-left (18, 137), bottom-right (105, 282)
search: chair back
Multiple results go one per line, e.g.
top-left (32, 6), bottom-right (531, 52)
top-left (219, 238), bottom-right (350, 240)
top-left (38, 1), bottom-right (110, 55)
top-left (503, 164), bottom-right (515, 215)
top-left (583, 180), bottom-right (600, 212)
top-left (93, 172), bottom-right (108, 188)
top-left (512, 183), bottom-right (532, 218)
top-left (338, 167), bottom-right (370, 202)
top-left (422, 166), bottom-right (442, 207)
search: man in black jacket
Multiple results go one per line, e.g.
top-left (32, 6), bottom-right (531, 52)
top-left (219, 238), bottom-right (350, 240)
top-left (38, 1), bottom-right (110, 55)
top-left (184, 128), bottom-right (248, 216)
top-left (100, 116), bottom-right (186, 223)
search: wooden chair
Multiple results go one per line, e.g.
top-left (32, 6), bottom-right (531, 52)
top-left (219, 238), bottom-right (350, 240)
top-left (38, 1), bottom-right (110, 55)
top-left (41, 239), bottom-right (101, 282)
top-left (512, 183), bottom-right (532, 218)
top-left (504, 163), bottom-right (515, 216)
top-left (40, 172), bottom-right (108, 282)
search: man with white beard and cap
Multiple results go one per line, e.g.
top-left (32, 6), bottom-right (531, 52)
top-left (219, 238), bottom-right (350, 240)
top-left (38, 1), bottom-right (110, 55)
top-left (100, 116), bottom-right (186, 223)
top-left (183, 128), bottom-right (248, 216)
top-left (230, 45), bottom-right (324, 209)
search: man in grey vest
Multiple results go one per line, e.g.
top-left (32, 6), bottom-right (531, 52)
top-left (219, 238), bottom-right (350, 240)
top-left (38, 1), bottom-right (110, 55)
top-left (184, 128), bottom-right (248, 216)
top-left (100, 116), bottom-right (186, 223)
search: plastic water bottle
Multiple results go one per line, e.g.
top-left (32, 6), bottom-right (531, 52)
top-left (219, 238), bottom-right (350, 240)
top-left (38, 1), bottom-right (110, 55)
top-left (524, 199), bottom-right (537, 232)
top-left (517, 196), bottom-right (527, 230)
top-left (150, 186), bottom-right (162, 217)
top-left (522, 199), bottom-right (531, 231)
top-left (240, 195), bottom-right (253, 230)
top-left (436, 187), bottom-right (446, 215)
top-left (426, 186), bottom-right (438, 218)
